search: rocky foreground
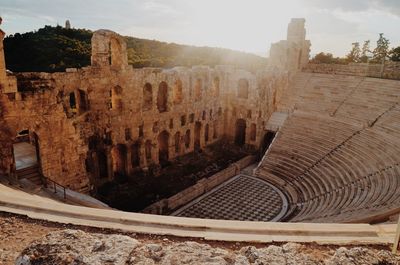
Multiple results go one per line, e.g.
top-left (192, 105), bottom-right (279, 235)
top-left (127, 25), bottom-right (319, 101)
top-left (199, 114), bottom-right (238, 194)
top-left (15, 229), bottom-right (400, 265)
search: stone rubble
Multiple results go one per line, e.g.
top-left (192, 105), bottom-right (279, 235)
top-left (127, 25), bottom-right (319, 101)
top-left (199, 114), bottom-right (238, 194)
top-left (15, 229), bottom-right (400, 265)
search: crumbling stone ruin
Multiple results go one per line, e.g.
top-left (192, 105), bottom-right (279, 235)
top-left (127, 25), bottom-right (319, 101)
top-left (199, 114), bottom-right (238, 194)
top-left (0, 19), bottom-right (310, 193)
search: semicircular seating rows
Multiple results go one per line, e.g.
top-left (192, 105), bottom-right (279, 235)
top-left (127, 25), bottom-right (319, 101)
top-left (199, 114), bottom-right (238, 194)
top-left (256, 73), bottom-right (400, 223)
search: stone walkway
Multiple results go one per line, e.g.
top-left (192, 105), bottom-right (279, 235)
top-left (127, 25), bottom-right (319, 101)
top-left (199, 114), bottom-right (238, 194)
top-left (172, 175), bottom-right (288, 221)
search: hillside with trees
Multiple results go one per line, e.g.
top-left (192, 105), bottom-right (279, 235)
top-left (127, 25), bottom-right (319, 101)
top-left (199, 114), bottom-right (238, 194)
top-left (4, 26), bottom-right (268, 73)
top-left (311, 33), bottom-right (400, 64)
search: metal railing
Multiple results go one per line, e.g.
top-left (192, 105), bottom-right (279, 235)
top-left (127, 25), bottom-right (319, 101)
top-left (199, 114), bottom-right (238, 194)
top-left (43, 176), bottom-right (67, 200)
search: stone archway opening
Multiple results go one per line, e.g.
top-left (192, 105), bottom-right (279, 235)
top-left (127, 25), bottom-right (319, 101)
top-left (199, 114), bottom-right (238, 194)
top-left (13, 130), bottom-right (40, 171)
top-left (111, 144), bottom-right (127, 180)
top-left (157, 81), bottom-right (168, 113)
top-left (158, 130), bottom-right (170, 166)
top-left (235, 119), bottom-right (246, 146)
top-left (194, 121), bottom-right (202, 151)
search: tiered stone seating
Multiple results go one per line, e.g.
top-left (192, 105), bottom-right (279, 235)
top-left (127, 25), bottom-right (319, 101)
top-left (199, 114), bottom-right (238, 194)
top-left (257, 72), bottom-right (400, 223)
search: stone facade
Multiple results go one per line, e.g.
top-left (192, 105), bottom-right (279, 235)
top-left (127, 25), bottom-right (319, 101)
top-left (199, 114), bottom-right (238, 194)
top-left (269, 18), bottom-right (311, 73)
top-left (0, 19), bottom-right (309, 192)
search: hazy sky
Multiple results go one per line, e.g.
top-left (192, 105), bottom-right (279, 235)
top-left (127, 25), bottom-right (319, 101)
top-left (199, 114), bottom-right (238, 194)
top-left (1, 0), bottom-right (400, 57)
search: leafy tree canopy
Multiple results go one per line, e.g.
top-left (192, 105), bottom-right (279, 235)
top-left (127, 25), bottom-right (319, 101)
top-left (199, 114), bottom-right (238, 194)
top-left (4, 25), bottom-right (268, 73)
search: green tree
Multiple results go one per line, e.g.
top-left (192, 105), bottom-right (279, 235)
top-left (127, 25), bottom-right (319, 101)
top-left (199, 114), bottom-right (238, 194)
top-left (346, 42), bottom-right (361, 63)
top-left (371, 33), bottom-right (390, 63)
top-left (360, 40), bottom-right (371, 63)
top-left (389, 46), bottom-right (400, 62)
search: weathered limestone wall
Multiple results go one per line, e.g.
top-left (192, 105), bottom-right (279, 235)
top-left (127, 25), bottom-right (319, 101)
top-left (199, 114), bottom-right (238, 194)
top-left (269, 18), bottom-right (311, 73)
top-left (0, 24), bottom-right (291, 192)
top-left (303, 62), bottom-right (400, 80)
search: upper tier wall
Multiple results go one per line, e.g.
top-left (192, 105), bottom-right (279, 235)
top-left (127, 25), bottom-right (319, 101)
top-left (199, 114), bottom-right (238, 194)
top-left (303, 62), bottom-right (400, 80)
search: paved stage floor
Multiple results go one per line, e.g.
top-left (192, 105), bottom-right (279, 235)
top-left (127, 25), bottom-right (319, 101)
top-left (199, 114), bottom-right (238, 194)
top-left (172, 174), bottom-right (288, 222)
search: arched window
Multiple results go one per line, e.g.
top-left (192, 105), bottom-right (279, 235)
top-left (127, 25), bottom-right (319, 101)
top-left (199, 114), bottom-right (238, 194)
top-left (69, 92), bottom-right (76, 109)
top-left (194, 121), bottom-right (202, 151)
top-left (111, 144), bottom-right (127, 178)
top-left (174, 132), bottom-right (181, 153)
top-left (174, 79), bottom-right (183, 104)
top-left (143, 83), bottom-right (153, 111)
top-left (131, 142), bottom-right (140, 168)
top-left (157, 81), bottom-right (168, 112)
top-left (158, 130), bottom-right (170, 165)
top-left (238, 79), bottom-right (249, 99)
top-left (235, 119), bottom-right (246, 146)
top-left (145, 140), bottom-right (152, 163)
top-left (185, 130), bottom-right (191, 148)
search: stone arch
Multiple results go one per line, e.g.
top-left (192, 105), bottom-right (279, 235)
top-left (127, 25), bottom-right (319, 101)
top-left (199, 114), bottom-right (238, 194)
top-left (235, 119), bottom-right (246, 146)
top-left (111, 144), bottom-right (127, 179)
top-left (238, 78), bottom-right (249, 99)
top-left (204, 124), bottom-right (209, 142)
top-left (185, 129), bottom-right (191, 148)
top-left (143, 83), bottom-right (153, 111)
top-left (157, 81), bottom-right (168, 113)
top-left (194, 78), bottom-right (202, 101)
top-left (213, 77), bottom-right (220, 96)
top-left (174, 79), bottom-right (183, 104)
top-left (158, 130), bottom-right (170, 165)
top-left (145, 140), bottom-right (152, 163)
top-left (13, 130), bottom-right (41, 171)
top-left (111, 85), bottom-right (123, 111)
top-left (194, 121), bottom-right (202, 151)
top-left (250, 123), bottom-right (257, 141)
top-left (131, 141), bottom-right (141, 168)
top-left (91, 30), bottom-right (128, 68)
top-left (174, 132), bottom-right (181, 154)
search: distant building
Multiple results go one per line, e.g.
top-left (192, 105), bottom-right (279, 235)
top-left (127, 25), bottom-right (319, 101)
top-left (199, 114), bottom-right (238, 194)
top-left (65, 20), bottom-right (71, 29)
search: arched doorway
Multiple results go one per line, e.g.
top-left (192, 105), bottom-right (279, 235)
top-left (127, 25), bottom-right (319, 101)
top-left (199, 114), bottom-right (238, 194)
top-left (158, 130), bottom-right (170, 165)
top-left (174, 132), bottom-right (181, 154)
top-left (131, 141), bottom-right (140, 168)
top-left (235, 119), bottom-right (246, 146)
top-left (111, 144), bottom-right (127, 180)
top-left (12, 130), bottom-right (42, 184)
top-left (194, 121), bottom-right (202, 151)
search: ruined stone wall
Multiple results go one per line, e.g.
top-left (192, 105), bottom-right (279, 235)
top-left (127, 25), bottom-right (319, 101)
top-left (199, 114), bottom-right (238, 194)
top-left (269, 18), bottom-right (311, 73)
top-left (303, 62), bottom-right (400, 80)
top-left (0, 28), bottom-right (289, 192)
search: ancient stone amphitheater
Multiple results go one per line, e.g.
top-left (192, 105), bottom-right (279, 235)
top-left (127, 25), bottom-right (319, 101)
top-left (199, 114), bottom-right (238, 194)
top-left (1, 18), bottom-right (400, 250)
